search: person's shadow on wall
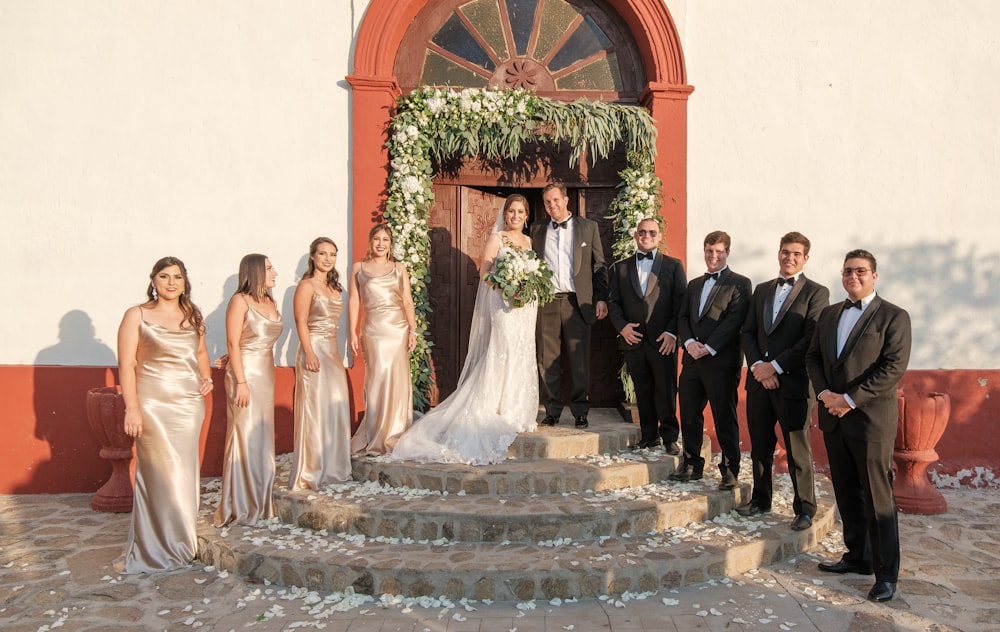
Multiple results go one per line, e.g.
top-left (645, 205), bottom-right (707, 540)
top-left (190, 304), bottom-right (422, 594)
top-left (25, 310), bottom-right (117, 493)
top-left (277, 254), bottom-right (311, 366)
top-left (203, 274), bottom-right (239, 362)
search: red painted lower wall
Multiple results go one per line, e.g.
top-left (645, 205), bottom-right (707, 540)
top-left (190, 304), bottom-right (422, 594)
top-left (1, 365), bottom-right (308, 494)
top-left (1, 365), bottom-right (996, 494)
top-left (704, 370), bottom-right (999, 486)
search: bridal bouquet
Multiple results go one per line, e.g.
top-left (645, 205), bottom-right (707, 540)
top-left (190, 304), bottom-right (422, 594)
top-left (485, 247), bottom-right (555, 308)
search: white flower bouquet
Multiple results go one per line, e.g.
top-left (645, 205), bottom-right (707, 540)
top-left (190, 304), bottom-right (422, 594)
top-left (485, 247), bottom-right (555, 308)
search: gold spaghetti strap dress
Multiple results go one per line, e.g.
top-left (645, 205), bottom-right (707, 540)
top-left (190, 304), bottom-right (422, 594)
top-left (351, 265), bottom-right (413, 455)
top-left (121, 320), bottom-right (205, 573)
top-left (214, 303), bottom-right (282, 526)
top-left (288, 292), bottom-right (352, 489)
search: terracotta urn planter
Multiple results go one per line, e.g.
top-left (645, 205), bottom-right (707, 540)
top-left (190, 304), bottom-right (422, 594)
top-left (85, 386), bottom-right (135, 512)
top-left (893, 390), bottom-right (950, 514)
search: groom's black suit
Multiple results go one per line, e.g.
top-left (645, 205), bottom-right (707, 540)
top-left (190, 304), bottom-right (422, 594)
top-left (608, 250), bottom-right (686, 445)
top-left (531, 215), bottom-right (607, 418)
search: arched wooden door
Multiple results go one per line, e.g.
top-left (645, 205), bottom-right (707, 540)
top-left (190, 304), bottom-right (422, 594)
top-left (396, 0), bottom-right (646, 404)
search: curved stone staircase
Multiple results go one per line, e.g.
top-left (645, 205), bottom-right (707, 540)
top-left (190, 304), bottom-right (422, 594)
top-left (197, 410), bottom-right (834, 601)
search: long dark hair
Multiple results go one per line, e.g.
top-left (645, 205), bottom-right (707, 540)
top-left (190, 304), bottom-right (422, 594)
top-left (147, 256), bottom-right (205, 333)
top-left (304, 237), bottom-right (343, 292)
top-left (236, 253), bottom-right (275, 304)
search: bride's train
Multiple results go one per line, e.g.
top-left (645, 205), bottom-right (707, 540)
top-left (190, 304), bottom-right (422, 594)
top-left (392, 280), bottom-right (538, 465)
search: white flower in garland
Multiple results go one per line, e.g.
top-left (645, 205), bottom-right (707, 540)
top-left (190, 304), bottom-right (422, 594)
top-left (400, 176), bottom-right (422, 196)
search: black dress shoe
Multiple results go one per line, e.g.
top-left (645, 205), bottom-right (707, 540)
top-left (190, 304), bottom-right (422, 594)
top-left (868, 581), bottom-right (896, 602)
top-left (574, 415), bottom-right (588, 429)
top-left (540, 415), bottom-right (559, 426)
top-left (734, 502), bottom-right (770, 517)
top-left (632, 438), bottom-right (662, 451)
top-left (718, 471), bottom-right (738, 490)
top-left (818, 558), bottom-right (874, 575)
top-left (664, 441), bottom-right (681, 456)
top-left (790, 515), bottom-right (812, 531)
top-left (669, 464), bottom-right (703, 482)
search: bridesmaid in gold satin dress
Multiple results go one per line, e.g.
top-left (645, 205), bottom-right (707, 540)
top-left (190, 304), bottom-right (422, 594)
top-left (288, 237), bottom-right (352, 489)
top-left (349, 224), bottom-right (416, 455)
top-left (116, 257), bottom-right (213, 573)
top-left (214, 254), bottom-right (282, 526)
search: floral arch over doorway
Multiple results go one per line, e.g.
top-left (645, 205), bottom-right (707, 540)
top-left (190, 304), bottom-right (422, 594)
top-left (346, 0), bottom-right (692, 414)
top-left (385, 86), bottom-right (661, 407)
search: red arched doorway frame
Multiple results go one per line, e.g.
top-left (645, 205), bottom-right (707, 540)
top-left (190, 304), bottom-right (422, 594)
top-left (345, 0), bottom-right (693, 420)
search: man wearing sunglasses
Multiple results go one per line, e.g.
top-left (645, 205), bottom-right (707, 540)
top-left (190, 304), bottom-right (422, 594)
top-left (607, 218), bottom-right (686, 453)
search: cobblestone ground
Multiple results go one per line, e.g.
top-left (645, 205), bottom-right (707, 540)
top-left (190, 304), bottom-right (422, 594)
top-left (2, 485), bottom-right (998, 631)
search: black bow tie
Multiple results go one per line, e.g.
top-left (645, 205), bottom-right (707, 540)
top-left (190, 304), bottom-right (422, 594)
top-left (551, 219), bottom-right (569, 230)
top-left (636, 251), bottom-right (653, 260)
top-left (843, 299), bottom-right (863, 310)
top-left (704, 272), bottom-right (719, 280)
top-left (777, 277), bottom-right (795, 286)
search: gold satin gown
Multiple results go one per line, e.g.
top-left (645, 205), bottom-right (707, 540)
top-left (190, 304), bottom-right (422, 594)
top-left (288, 292), bottom-right (352, 489)
top-left (214, 302), bottom-right (282, 526)
top-left (120, 320), bottom-right (205, 573)
top-left (351, 265), bottom-right (413, 455)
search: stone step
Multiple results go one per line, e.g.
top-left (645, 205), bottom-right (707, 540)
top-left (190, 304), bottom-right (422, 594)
top-left (349, 453), bottom-right (679, 496)
top-left (503, 410), bottom-right (638, 459)
top-left (271, 478), bottom-right (749, 542)
top-left (197, 410), bottom-right (834, 602)
top-left (197, 481), bottom-right (835, 601)
top-left (344, 413), bottom-right (703, 496)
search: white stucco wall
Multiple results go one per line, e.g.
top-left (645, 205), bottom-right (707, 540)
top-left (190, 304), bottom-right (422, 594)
top-left (1, 0), bottom-right (364, 366)
top-left (2, 0), bottom-right (997, 370)
top-left (681, 0), bottom-right (1000, 369)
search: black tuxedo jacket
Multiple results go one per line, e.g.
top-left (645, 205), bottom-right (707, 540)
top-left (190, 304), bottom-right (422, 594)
top-left (530, 216), bottom-right (608, 324)
top-left (806, 295), bottom-right (912, 442)
top-left (743, 275), bottom-right (830, 398)
top-left (607, 251), bottom-right (686, 352)
top-left (678, 268), bottom-right (751, 367)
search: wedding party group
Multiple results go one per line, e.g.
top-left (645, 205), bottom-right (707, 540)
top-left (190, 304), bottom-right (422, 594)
top-left (112, 182), bottom-right (911, 604)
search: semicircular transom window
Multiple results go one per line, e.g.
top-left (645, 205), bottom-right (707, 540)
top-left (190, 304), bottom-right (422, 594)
top-left (396, 0), bottom-right (645, 102)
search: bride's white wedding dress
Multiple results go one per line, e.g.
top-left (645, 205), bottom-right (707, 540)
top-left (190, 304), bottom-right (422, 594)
top-left (392, 243), bottom-right (539, 466)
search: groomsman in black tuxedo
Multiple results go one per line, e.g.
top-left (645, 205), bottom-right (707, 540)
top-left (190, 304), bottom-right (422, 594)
top-left (531, 183), bottom-right (608, 428)
top-left (807, 249), bottom-right (911, 603)
top-left (737, 232), bottom-right (829, 531)
top-left (670, 231), bottom-right (751, 489)
top-left (607, 218), bottom-right (686, 453)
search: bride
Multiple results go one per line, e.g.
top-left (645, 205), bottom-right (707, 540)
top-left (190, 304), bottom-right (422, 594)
top-left (392, 194), bottom-right (539, 465)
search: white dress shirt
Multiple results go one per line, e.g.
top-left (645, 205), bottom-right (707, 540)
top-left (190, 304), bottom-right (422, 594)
top-left (636, 251), bottom-right (654, 294)
top-left (836, 291), bottom-right (876, 408)
top-left (545, 218), bottom-right (575, 293)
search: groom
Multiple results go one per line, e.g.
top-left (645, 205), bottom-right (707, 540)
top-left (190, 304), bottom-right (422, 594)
top-left (531, 183), bottom-right (608, 428)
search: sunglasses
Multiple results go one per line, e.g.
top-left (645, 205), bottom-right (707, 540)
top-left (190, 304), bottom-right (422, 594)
top-left (841, 267), bottom-right (871, 277)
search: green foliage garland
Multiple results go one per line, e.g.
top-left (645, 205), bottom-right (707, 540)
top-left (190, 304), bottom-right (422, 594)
top-left (384, 87), bottom-right (662, 409)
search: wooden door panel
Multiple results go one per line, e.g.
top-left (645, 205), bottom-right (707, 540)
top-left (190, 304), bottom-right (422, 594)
top-left (579, 186), bottom-right (624, 406)
top-left (426, 184), bottom-right (460, 402)
top-left (427, 185), bottom-right (507, 401)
